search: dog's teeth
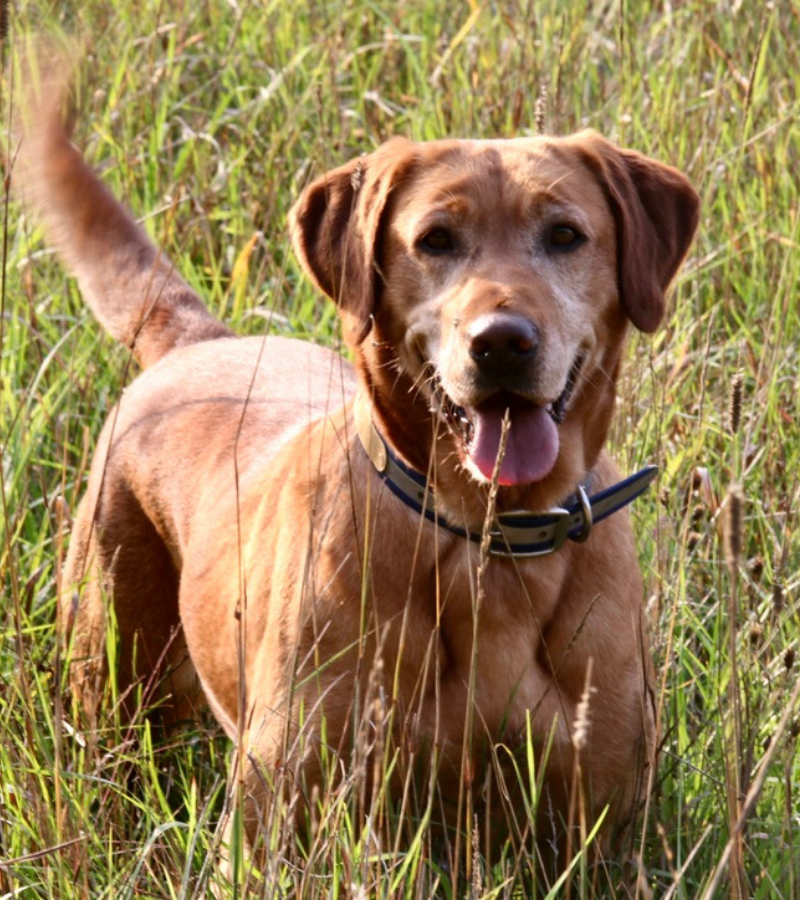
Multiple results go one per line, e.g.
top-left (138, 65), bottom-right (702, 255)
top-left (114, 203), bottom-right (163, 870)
top-left (429, 375), bottom-right (475, 447)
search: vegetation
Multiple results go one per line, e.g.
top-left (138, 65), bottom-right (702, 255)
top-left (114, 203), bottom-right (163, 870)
top-left (1, 0), bottom-right (798, 895)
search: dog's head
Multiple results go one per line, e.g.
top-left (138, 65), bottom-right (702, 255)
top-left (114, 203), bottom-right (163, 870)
top-left (290, 132), bottom-right (698, 511)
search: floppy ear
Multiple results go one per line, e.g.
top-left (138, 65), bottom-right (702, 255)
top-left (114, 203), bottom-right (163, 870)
top-left (572, 131), bottom-right (700, 333)
top-left (289, 138), bottom-right (416, 345)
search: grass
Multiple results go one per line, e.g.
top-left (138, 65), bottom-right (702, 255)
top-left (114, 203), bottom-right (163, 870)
top-left (1, 0), bottom-right (799, 896)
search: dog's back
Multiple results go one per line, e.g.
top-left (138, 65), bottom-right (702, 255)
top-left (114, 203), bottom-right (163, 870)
top-left (16, 52), bottom-right (357, 729)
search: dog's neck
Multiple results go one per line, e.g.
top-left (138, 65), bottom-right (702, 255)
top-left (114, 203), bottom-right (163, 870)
top-left (353, 390), bottom-right (657, 558)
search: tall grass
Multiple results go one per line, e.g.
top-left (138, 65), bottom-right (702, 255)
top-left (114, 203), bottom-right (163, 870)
top-left (2, 0), bottom-right (799, 896)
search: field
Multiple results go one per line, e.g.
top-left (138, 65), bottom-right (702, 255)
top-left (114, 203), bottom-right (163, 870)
top-left (1, 0), bottom-right (799, 896)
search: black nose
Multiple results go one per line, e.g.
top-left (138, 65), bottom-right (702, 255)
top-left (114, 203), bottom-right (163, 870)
top-left (468, 313), bottom-right (539, 372)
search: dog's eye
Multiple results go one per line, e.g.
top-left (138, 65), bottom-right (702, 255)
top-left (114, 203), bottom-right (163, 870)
top-left (548, 225), bottom-right (584, 251)
top-left (418, 228), bottom-right (456, 255)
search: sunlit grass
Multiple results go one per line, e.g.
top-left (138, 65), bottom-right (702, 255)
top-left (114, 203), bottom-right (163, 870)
top-left (2, 0), bottom-right (799, 896)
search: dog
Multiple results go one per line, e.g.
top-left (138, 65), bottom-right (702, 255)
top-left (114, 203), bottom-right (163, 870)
top-left (17, 57), bottom-right (698, 873)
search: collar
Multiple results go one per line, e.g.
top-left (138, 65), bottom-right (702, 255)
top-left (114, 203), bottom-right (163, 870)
top-left (354, 392), bottom-right (658, 558)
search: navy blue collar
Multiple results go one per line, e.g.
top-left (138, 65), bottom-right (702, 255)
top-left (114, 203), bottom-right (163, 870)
top-left (354, 394), bottom-right (657, 558)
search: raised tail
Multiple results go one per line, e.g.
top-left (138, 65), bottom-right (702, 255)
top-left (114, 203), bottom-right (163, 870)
top-left (14, 48), bottom-right (232, 369)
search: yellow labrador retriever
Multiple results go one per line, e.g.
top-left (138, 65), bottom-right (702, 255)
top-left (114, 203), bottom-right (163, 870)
top-left (18, 59), bottom-right (698, 868)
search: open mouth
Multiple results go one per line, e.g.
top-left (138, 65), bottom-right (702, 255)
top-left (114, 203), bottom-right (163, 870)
top-left (434, 356), bottom-right (584, 486)
top-left (550, 355), bottom-right (582, 425)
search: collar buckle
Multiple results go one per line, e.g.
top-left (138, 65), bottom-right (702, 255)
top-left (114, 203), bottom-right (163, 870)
top-left (488, 506), bottom-right (572, 558)
top-left (571, 484), bottom-right (594, 543)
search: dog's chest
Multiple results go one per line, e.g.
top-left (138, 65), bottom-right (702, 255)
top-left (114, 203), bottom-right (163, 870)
top-left (384, 547), bottom-right (574, 746)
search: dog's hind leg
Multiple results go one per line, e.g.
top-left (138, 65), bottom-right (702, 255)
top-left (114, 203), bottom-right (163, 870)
top-left (61, 430), bottom-right (202, 727)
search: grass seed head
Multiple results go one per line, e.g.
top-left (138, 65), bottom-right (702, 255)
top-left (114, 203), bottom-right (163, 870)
top-left (723, 484), bottom-right (744, 573)
top-left (772, 562), bottom-right (785, 611)
top-left (535, 80), bottom-right (548, 134)
top-left (572, 682), bottom-right (595, 752)
top-left (729, 372), bottom-right (743, 435)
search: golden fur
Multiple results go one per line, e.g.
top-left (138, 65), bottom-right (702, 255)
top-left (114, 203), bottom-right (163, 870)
top-left (18, 58), bottom-right (699, 870)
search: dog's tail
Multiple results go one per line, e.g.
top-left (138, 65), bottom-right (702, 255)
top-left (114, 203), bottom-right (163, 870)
top-left (15, 48), bottom-right (232, 369)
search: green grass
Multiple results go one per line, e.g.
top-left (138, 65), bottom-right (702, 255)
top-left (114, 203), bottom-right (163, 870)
top-left (2, 0), bottom-right (799, 896)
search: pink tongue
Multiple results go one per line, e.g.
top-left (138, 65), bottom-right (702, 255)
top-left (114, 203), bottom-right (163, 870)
top-left (468, 396), bottom-right (559, 486)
